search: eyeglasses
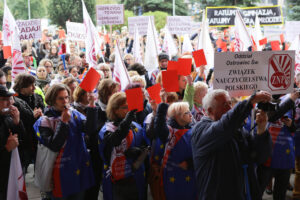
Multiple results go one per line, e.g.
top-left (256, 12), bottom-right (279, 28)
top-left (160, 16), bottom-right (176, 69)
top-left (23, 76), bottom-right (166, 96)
top-left (45, 65), bottom-right (53, 68)
top-left (56, 96), bottom-right (70, 101)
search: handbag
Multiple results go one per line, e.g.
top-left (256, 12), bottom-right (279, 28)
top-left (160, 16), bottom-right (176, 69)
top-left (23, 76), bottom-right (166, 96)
top-left (34, 143), bottom-right (58, 192)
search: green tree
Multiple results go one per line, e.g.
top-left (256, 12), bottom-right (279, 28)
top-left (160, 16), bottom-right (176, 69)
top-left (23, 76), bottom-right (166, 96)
top-left (287, 0), bottom-right (300, 20)
top-left (143, 11), bottom-right (168, 31)
top-left (120, 0), bottom-right (188, 16)
top-left (200, 0), bottom-right (258, 9)
top-left (9, 0), bottom-right (46, 20)
top-left (0, 0), bottom-right (47, 29)
top-left (48, 0), bottom-right (96, 29)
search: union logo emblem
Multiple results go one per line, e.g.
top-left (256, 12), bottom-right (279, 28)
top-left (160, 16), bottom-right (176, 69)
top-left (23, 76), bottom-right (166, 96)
top-left (268, 54), bottom-right (292, 91)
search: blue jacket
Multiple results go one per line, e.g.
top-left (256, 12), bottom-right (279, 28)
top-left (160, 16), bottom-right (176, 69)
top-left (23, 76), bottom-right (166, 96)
top-left (191, 100), bottom-right (272, 200)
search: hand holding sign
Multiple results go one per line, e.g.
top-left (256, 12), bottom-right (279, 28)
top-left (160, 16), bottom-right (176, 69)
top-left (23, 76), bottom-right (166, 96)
top-left (125, 87), bottom-right (144, 112)
top-left (192, 49), bottom-right (207, 67)
top-left (79, 68), bottom-right (101, 92)
top-left (162, 70), bottom-right (179, 92)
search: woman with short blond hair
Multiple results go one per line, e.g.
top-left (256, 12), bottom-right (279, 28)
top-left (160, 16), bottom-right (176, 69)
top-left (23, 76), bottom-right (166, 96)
top-left (99, 92), bottom-right (148, 200)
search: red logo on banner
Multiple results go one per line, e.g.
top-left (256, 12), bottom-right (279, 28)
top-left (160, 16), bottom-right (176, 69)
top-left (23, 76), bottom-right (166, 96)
top-left (268, 54), bottom-right (292, 91)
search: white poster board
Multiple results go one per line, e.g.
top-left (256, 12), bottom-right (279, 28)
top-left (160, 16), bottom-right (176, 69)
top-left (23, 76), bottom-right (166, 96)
top-left (128, 16), bottom-right (154, 36)
top-left (167, 16), bottom-right (193, 35)
top-left (16, 19), bottom-right (42, 40)
top-left (285, 21), bottom-right (300, 43)
top-left (66, 22), bottom-right (86, 41)
top-left (213, 51), bottom-right (295, 97)
top-left (96, 4), bottom-right (124, 25)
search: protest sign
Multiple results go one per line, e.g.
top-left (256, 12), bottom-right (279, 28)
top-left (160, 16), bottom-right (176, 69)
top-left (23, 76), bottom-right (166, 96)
top-left (285, 21), bottom-right (300, 42)
top-left (125, 87), bottom-right (144, 112)
top-left (16, 19), bottom-right (41, 40)
top-left (206, 6), bottom-right (283, 27)
top-left (96, 4), bottom-right (124, 25)
top-left (166, 16), bottom-right (192, 35)
top-left (128, 16), bottom-right (154, 36)
top-left (66, 21), bottom-right (86, 41)
top-left (213, 51), bottom-right (295, 97)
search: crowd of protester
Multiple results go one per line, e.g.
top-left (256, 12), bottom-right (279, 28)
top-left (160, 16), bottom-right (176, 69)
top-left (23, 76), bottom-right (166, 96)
top-left (0, 25), bottom-right (299, 200)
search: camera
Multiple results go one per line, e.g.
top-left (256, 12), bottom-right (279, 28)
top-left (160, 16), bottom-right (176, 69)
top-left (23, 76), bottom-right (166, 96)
top-left (257, 102), bottom-right (278, 112)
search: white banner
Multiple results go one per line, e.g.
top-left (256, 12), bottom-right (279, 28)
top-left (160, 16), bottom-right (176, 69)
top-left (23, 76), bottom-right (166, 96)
top-left (213, 51), bottom-right (295, 96)
top-left (167, 16), bottom-right (192, 35)
top-left (16, 19), bottom-right (41, 40)
top-left (66, 21), bottom-right (86, 41)
top-left (285, 21), bottom-right (300, 43)
top-left (128, 16), bottom-right (154, 36)
top-left (96, 4), bottom-right (124, 25)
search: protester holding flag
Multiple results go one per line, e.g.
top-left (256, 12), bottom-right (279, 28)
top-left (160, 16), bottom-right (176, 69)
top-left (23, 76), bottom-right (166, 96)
top-left (33, 83), bottom-right (98, 199)
top-left (98, 92), bottom-right (148, 200)
top-left (0, 85), bottom-right (26, 200)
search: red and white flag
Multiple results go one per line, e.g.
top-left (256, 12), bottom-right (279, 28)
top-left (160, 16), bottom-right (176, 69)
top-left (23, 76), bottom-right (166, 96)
top-left (197, 11), bottom-right (214, 69)
top-left (2, 3), bottom-right (26, 80)
top-left (82, 0), bottom-right (99, 68)
top-left (113, 41), bottom-right (130, 90)
top-left (289, 35), bottom-right (300, 74)
top-left (162, 26), bottom-right (177, 58)
top-left (234, 10), bottom-right (253, 52)
top-left (133, 24), bottom-right (143, 64)
top-left (7, 149), bottom-right (28, 200)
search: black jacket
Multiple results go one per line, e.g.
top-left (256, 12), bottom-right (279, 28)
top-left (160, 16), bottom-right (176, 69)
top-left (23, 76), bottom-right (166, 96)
top-left (13, 93), bottom-right (45, 164)
top-left (0, 114), bottom-right (25, 200)
top-left (191, 100), bottom-right (272, 200)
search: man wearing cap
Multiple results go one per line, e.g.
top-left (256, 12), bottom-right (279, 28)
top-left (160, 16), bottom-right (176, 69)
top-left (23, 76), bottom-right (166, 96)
top-left (150, 52), bottom-right (169, 86)
top-left (0, 85), bottom-right (25, 200)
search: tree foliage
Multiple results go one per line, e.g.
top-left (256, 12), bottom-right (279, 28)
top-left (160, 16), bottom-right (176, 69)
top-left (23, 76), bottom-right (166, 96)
top-left (120, 0), bottom-right (188, 16)
top-left (48, 0), bottom-right (96, 28)
top-left (143, 11), bottom-right (168, 31)
top-left (0, 0), bottom-right (47, 29)
top-left (287, 0), bottom-right (300, 20)
top-left (200, 0), bottom-right (258, 9)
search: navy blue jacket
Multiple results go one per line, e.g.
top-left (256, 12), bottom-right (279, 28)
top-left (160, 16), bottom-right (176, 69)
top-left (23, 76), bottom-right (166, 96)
top-left (191, 100), bottom-right (272, 200)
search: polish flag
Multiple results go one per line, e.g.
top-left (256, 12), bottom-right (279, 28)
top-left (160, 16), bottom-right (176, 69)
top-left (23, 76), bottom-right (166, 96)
top-left (2, 3), bottom-right (26, 80)
top-left (234, 10), bottom-right (253, 52)
top-left (113, 41), bottom-right (130, 90)
top-left (7, 149), bottom-right (28, 200)
top-left (82, 0), bottom-right (99, 68)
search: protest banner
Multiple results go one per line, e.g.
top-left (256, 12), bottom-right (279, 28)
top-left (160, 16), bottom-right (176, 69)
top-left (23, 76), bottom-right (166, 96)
top-left (206, 6), bottom-right (283, 27)
top-left (16, 19), bottom-right (41, 40)
top-left (213, 51), bottom-right (295, 97)
top-left (285, 21), bottom-right (300, 42)
top-left (96, 4), bottom-right (124, 25)
top-left (128, 16), bottom-right (154, 36)
top-left (166, 16), bottom-right (192, 35)
top-left (66, 21), bottom-right (86, 41)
